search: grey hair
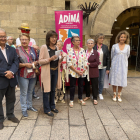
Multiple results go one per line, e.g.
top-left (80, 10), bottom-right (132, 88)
top-left (7, 36), bottom-right (12, 40)
top-left (0, 28), bottom-right (6, 34)
top-left (87, 39), bottom-right (94, 44)
top-left (94, 33), bottom-right (105, 44)
top-left (57, 40), bottom-right (64, 46)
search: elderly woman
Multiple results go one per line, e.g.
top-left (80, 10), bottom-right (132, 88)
top-left (93, 33), bottom-right (110, 100)
top-left (83, 39), bottom-right (99, 105)
top-left (109, 31), bottom-right (130, 102)
top-left (16, 33), bottom-right (38, 118)
top-left (55, 40), bottom-right (67, 103)
top-left (39, 30), bottom-right (63, 117)
top-left (67, 36), bottom-right (88, 107)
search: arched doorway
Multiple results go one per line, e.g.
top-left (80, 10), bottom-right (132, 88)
top-left (110, 8), bottom-right (140, 74)
top-left (90, 0), bottom-right (140, 77)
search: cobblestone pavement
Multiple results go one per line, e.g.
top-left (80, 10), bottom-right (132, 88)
top-left (1, 78), bottom-right (140, 140)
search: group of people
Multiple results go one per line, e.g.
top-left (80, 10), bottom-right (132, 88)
top-left (0, 23), bottom-right (130, 129)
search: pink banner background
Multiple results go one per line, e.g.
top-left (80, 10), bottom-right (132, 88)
top-left (55, 10), bottom-right (83, 53)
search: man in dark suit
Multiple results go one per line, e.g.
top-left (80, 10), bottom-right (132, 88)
top-left (0, 28), bottom-right (19, 130)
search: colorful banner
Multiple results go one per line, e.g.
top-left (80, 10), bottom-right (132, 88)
top-left (55, 10), bottom-right (83, 53)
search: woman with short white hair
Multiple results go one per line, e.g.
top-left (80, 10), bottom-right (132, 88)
top-left (83, 39), bottom-right (99, 105)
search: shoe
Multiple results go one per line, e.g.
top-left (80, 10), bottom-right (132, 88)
top-left (22, 111), bottom-right (28, 118)
top-left (69, 101), bottom-right (73, 108)
top-left (83, 97), bottom-right (90, 101)
top-left (45, 112), bottom-right (54, 117)
top-left (61, 99), bottom-right (65, 103)
top-left (51, 109), bottom-right (58, 113)
top-left (33, 95), bottom-right (40, 100)
top-left (99, 94), bottom-right (104, 100)
top-left (15, 86), bottom-right (20, 91)
top-left (112, 92), bottom-right (117, 102)
top-left (0, 122), bottom-right (4, 130)
top-left (78, 99), bottom-right (86, 105)
top-left (8, 117), bottom-right (19, 123)
top-left (27, 107), bottom-right (38, 112)
top-left (93, 100), bottom-right (98, 105)
top-left (118, 92), bottom-right (122, 102)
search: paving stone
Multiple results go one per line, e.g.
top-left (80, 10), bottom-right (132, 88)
top-left (105, 125), bottom-right (129, 140)
top-left (50, 120), bottom-right (69, 140)
top-left (30, 126), bottom-right (51, 140)
top-left (95, 106), bottom-right (119, 126)
top-left (108, 106), bottom-right (130, 120)
top-left (69, 109), bottom-right (85, 126)
top-left (134, 105), bottom-right (140, 112)
top-left (82, 106), bottom-right (109, 140)
top-left (0, 127), bottom-right (15, 140)
top-left (54, 106), bottom-right (68, 120)
top-left (125, 109), bottom-right (140, 127)
top-left (36, 110), bottom-right (53, 126)
top-left (70, 126), bottom-right (89, 140)
top-left (4, 111), bottom-right (22, 127)
top-left (118, 119), bottom-right (140, 140)
top-left (10, 120), bottom-right (36, 140)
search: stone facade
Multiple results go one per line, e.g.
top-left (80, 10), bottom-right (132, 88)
top-left (0, 0), bottom-right (140, 47)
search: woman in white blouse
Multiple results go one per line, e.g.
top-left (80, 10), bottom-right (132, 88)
top-left (67, 36), bottom-right (88, 108)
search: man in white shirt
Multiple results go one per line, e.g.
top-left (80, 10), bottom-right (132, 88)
top-left (0, 28), bottom-right (19, 130)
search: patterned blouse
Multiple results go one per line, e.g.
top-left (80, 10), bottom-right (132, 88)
top-left (16, 46), bottom-right (38, 78)
top-left (67, 48), bottom-right (88, 78)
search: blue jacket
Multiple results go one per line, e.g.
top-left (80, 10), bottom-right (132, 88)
top-left (0, 45), bottom-right (19, 89)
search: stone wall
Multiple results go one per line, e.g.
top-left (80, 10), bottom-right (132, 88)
top-left (0, 0), bottom-right (65, 46)
top-left (1, 0), bottom-right (138, 48)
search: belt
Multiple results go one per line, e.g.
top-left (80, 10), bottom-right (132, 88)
top-left (50, 67), bottom-right (58, 70)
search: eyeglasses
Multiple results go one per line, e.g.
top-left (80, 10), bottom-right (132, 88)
top-left (20, 39), bottom-right (29, 41)
top-left (0, 36), bottom-right (7, 39)
top-left (88, 43), bottom-right (94, 44)
top-left (75, 40), bottom-right (81, 42)
top-left (50, 37), bottom-right (57, 39)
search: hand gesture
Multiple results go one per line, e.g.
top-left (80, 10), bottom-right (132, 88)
top-left (50, 55), bottom-right (57, 61)
top-left (5, 71), bottom-right (14, 79)
top-left (26, 63), bottom-right (33, 69)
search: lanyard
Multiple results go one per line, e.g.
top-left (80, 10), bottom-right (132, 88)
top-left (73, 48), bottom-right (79, 65)
top-left (21, 46), bottom-right (31, 62)
top-left (86, 50), bottom-right (91, 59)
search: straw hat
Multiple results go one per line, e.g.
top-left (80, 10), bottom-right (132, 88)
top-left (18, 23), bottom-right (31, 30)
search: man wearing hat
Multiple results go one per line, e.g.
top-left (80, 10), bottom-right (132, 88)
top-left (16, 23), bottom-right (40, 99)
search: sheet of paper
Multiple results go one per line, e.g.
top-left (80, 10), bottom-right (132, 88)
top-left (54, 50), bottom-right (61, 61)
top-left (55, 50), bottom-right (61, 57)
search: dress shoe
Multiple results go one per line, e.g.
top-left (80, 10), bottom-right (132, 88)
top-left (0, 122), bottom-right (4, 130)
top-left (22, 111), bottom-right (28, 118)
top-left (27, 107), bottom-right (38, 112)
top-left (46, 112), bottom-right (54, 117)
top-left (51, 109), bottom-right (58, 113)
top-left (8, 117), bottom-right (19, 123)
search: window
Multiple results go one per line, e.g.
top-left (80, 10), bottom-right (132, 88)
top-left (65, 1), bottom-right (70, 10)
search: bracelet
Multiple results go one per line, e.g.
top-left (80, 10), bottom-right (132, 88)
top-left (32, 63), bottom-right (36, 69)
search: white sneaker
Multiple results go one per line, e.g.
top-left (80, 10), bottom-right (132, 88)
top-left (99, 94), bottom-right (104, 100)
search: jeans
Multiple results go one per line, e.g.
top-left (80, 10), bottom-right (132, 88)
top-left (18, 77), bottom-right (36, 111)
top-left (98, 68), bottom-right (106, 94)
top-left (43, 69), bottom-right (58, 113)
top-left (69, 75), bottom-right (84, 101)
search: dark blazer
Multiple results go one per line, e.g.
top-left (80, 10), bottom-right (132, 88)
top-left (93, 44), bottom-right (110, 70)
top-left (0, 45), bottom-right (19, 89)
top-left (88, 50), bottom-right (99, 78)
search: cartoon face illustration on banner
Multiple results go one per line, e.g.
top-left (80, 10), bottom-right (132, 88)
top-left (59, 29), bottom-right (80, 53)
